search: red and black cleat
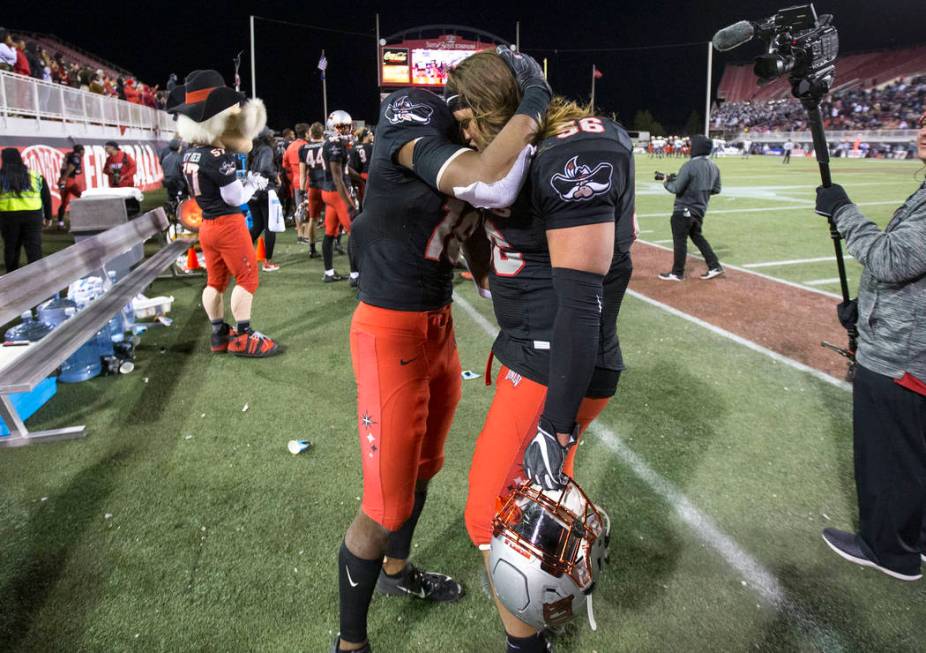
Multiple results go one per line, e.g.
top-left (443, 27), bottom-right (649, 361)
top-left (227, 330), bottom-right (281, 358)
top-left (210, 323), bottom-right (237, 353)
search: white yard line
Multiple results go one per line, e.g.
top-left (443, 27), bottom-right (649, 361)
top-left (744, 256), bottom-right (853, 269)
top-left (804, 278), bottom-right (842, 286)
top-left (637, 240), bottom-right (843, 300)
top-left (651, 239), bottom-right (674, 244)
top-left (636, 199), bottom-right (901, 219)
top-left (453, 292), bottom-right (847, 648)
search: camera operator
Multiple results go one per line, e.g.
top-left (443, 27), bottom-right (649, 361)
top-left (657, 134), bottom-right (724, 281)
top-left (816, 111), bottom-right (926, 582)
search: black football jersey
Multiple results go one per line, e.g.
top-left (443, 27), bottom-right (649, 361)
top-left (181, 146), bottom-right (240, 219)
top-left (351, 88), bottom-right (465, 312)
top-left (64, 151), bottom-right (82, 177)
top-left (321, 138), bottom-right (350, 192)
top-left (300, 142), bottom-right (326, 189)
top-left (350, 142), bottom-right (373, 174)
top-left (487, 116), bottom-right (635, 397)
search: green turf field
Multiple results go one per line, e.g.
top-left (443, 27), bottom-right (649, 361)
top-left (1, 156), bottom-right (924, 652)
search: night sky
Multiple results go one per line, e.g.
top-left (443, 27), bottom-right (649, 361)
top-left (3, 1), bottom-right (923, 131)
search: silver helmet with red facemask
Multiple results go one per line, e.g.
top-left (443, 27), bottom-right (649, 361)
top-left (489, 477), bottom-right (611, 632)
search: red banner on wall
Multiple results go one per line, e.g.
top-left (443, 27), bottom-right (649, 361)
top-left (15, 142), bottom-right (165, 214)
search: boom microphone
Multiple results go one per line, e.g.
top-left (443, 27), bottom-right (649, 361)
top-left (712, 20), bottom-right (756, 52)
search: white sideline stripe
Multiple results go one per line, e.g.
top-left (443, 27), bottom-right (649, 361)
top-left (639, 230), bottom-right (654, 234)
top-left (638, 240), bottom-right (843, 300)
top-left (651, 239), bottom-right (673, 244)
top-left (636, 199), bottom-right (901, 219)
top-left (804, 278), bottom-right (842, 286)
top-left (744, 255), bottom-right (853, 269)
top-left (626, 289), bottom-right (851, 392)
top-left (453, 293), bottom-right (845, 647)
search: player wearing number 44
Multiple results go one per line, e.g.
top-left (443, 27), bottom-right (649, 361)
top-left (332, 46), bottom-right (554, 653)
top-left (445, 51), bottom-right (635, 653)
top-left (167, 69), bottom-right (281, 358)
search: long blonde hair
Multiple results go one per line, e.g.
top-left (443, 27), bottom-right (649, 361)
top-left (445, 52), bottom-right (596, 146)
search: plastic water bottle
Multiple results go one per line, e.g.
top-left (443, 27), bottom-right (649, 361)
top-left (4, 311), bottom-right (53, 342)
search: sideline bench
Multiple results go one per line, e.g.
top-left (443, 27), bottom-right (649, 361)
top-left (0, 207), bottom-right (188, 448)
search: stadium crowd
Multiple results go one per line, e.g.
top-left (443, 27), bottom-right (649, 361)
top-left (0, 27), bottom-right (166, 109)
top-left (713, 75), bottom-right (926, 132)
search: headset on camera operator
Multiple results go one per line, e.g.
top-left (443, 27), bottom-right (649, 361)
top-left (815, 110), bottom-right (926, 582)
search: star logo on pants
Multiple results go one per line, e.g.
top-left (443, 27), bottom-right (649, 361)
top-left (361, 411), bottom-right (376, 428)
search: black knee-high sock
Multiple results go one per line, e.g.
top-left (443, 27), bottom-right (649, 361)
top-left (506, 632), bottom-right (548, 653)
top-left (322, 235), bottom-right (334, 271)
top-left (338, 541), bottom-right (382, 644)
top-left (385, 490), bottom-right (427, 561)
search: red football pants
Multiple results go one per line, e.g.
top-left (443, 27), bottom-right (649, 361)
top-left (464, 364), bottom-right (609, 547)
top-left (350, 302), bottom-right (462, 531)
top-left (322, 189), bottom-right (352, 237)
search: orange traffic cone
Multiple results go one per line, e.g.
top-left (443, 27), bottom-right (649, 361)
top-left (186, 246), bottom-right (201, 270)
top-left (255, 236), bottom-right (266, 262)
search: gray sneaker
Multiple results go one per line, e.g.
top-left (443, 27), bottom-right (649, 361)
top-left (657, 272), bottom-right (684, 281)
top-left (700, 267), bottom-right (725, 280)
top-left (822, 528), bottom-right (922, 581)
top-left (331, 635), bottom-right (370, 653)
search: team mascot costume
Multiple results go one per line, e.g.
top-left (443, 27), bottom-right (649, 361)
top-left (168, 69), bottom-right (281, 358)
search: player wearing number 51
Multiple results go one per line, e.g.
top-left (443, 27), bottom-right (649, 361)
top-left (442, 51), bottom-right (634, 653)
top-left (332, 46), bottom-right (553, 653)
top-left (167, 69), bottom-right (281, 358)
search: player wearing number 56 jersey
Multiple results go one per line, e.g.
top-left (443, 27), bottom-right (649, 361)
top-left (445, 52), bottom-right (634, 653)
top-left (333, 46), bottom-right (553, 653)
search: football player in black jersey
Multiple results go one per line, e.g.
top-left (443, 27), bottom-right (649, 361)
top-left (445, 52), bottom-right (635, 653)
top-left (333, 47), bottom-right (553, 653)
top-left (348, 127), bottom-right (373, 205)
top-left (321, 110), bottom-right (358, 284)
top-left (56, 144), bottom-right (84, 229)
top-left (168, 69), bottom-right (281, 358)
top-left (297, 122), bottom-right (326, 257)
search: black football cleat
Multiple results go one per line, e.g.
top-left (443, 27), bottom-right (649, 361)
top-left (324, 272), bottom-right (346, 283)
top-left (376, 563), bottom-right (463, 602)
top-left (350, 276), bottom-right (360, 289)
top-left (331, 634), bottom-right (371, 653)
top-left (822, 528), bottom-right (922, 582)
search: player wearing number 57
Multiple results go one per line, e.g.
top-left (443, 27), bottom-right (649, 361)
top-left (167, 69), bottom-right (281, 358)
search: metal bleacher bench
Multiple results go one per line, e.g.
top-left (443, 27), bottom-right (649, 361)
top-left (0, 207), bottom-right (187, 448)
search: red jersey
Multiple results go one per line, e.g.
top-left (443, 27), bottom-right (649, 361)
top-left (104, 151), bottom-right (137, 188)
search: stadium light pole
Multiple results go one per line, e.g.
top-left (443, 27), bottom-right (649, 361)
top-left (516, 21), bottom-right (520, 51)
top-left (250, 15), bottom-right (257, 98)
top-left (704, 42), bottom-right (712, 136)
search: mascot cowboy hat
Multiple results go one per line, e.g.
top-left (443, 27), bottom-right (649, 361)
top-left (167, 69), bottom-right (266, 153)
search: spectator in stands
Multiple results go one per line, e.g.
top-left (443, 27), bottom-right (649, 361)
top-left (24, 42), bottom-right (43, 80)
top-left (815, 109), bottom-right (926, 583)
top-left (0, 148), bottom-right (52, 273)
top-left (56, 144), bottom-right (84, 229)
top-left (12, 39), bottom-right (30, 76)
top-left (0, 30), bottom-right (17, 71)
top-left (658, 135), bottom-right (724, 281)
top-left (248, 129), bottom-right (281, 272)
top-left (166, 72), bottom-right (178, 93)
top-left (89, 70), bottom-right (105, 94)
top-left (103, 142), bottom-right (137, 188)
top-left (123, 78), bottom-right (140, 104)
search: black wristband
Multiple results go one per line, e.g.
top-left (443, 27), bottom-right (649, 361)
top-left (515, 86), bottom-right (552, 122)
top-left (541, 267), bottom-right (605, 434)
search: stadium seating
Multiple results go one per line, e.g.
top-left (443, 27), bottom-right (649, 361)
top-left (718, 44), bottom-right (926, 104)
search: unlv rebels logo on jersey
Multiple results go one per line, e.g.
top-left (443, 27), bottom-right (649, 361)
top-left (550, 156), bottom-right (613, 201)
top-left (385, 96), bottom-right (433, 125)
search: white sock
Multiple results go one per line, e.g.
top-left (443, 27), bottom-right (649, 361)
top-left (325, 269), bottom-right (334, 276)
top-left (350, 272), bottom-right (359, 280)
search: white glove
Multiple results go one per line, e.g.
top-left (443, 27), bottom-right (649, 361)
top-left (244, 171), bottom-right (269, 192)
